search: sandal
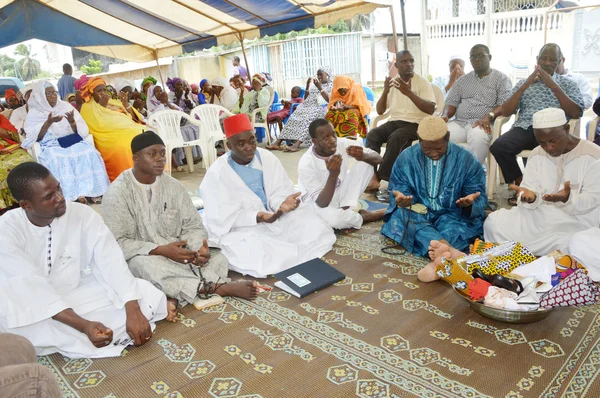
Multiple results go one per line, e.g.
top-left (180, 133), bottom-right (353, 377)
top-left (88, 196), bottom-right (102, 205)
top-left (490, 274), bottom-right (524, 294)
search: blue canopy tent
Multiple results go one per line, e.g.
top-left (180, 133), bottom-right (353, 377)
top-left (0, 0), bottom-right (393, 64)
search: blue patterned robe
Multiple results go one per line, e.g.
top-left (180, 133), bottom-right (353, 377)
top-left (381, 142), bottom-right (487, 256)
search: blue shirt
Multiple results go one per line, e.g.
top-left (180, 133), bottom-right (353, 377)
top-left (57, 75), bottom-right (76, 100)
top-left (512, 73), bottom-right (584, 129)
top-left (228, 151), bottom-right (268, 208)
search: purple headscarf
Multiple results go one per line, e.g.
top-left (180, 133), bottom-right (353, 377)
top-left (166, 77), bottom-right (183, 92)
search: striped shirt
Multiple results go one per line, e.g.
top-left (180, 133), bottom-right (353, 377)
top-left (446, 69), bottom-right (512, 127)
top-left (511, 73), bottom-right (584, 130)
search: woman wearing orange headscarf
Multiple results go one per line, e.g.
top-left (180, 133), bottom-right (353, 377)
top-left (80, 77), bottom-right (145, 181)
top-left (325, 76), bottom-right (371, 139)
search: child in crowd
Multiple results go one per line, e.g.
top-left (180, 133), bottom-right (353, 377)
top-left (267, 86), bottom-right (304, 132)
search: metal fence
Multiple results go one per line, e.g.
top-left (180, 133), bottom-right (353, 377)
top-left (250, 32), bottom-right (362, 80)
top-left (425, 0), bottom-right (555, 20)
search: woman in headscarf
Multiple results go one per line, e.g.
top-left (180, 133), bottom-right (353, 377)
top-left (9, 84), bottom-right (33, 132)
top-left (146, 85), bottom-right (202, 170)
top-left (190, 83), bottom-right (200, 104)
top-left (240, 73), bottom-right (271, 123)
top-left (166, 77), bottom-right (194, 112)
top-left (197, 79), bottom-right (212, 105)
top-left (325, 76), bottom-right (371, 139)
top-left (115, 78), bottom-right (147, 118)
top-left (211, 77), bottom-right (238, 112)
top-left (141, 76), bottom-right (157, 101)
top-left (0, 114), bottom-right (33, 212)
top-left (1, 88), bottom-right (21, 119)
top-left (79, 77), bottom-right (145, 181)
top-left (266, 66), bottom-right (333, 152)
top-left (22, 81), bottom-right (109, 203)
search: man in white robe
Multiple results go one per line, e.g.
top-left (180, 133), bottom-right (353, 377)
top-left (0, 162), bottom-right (167, 359)
top-left (298, 118), bottom-right (385, 230)
top-left (568, 228), bottom-right (600, 282)
top-left (199, 114), bottom-right (336, 278)
top-left (102, 131), bottom-right (260, 321)
top-left (485, 108), bottom-right (600, 255)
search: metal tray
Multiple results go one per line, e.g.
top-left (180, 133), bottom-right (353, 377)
top-left (454, 289), bottom-right (553, 324)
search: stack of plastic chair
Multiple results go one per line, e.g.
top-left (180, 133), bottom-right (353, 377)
top-left (190, 104), bottom-right (233, 169)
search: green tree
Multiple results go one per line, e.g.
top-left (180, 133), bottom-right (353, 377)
top-left (14, 44), bottom-right (41, 80)
top-left (80, 59), bottom-right (102, 75)
top-left (0, 54), bottom-right (17, 77)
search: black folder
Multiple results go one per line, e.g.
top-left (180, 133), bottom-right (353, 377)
top-left (274, 258), bottom-right (345, 298)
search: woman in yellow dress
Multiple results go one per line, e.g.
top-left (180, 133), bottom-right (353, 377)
top-left (80, 77), bottom-right (145, 181)
top-left (0, 115), bottom-right (33, 211)
top-left (325, 76), bottom-right (371, 139)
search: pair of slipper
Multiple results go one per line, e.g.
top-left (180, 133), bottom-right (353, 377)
top-left (472, 269), bottom-right (524, 294)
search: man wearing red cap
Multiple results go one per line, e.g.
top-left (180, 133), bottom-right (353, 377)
top-left (199, 114), bottom-right (336, 278)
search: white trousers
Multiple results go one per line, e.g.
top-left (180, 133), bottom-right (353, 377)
top-left (312, 160), bottom-right (374, 230)
top-left (447, 121), bottom-right (491, 164)
top-left (568, 227), bottom-right (600, 282)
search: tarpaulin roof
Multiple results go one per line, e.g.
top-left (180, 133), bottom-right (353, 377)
top-left (0, 0), bottom-right (392, 62)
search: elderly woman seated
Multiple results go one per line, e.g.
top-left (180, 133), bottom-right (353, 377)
top-left (22, 81), bottom-right (109, 204)
top-left (80, 77), bottom-right (145, 182)
top-left (325, 76), bottom-right (371, 139)
top-left (241, 74), bottom-right (271, 124)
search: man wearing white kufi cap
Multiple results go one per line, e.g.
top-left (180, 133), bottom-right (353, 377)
top-left (381, 115), bottom-right (488, 282)
top-left (485, 108), bottom-right (600, 256)
top-left (9, 84), bottom-right (34, 132)
top-left (433, 55), bottom-right (465, 99)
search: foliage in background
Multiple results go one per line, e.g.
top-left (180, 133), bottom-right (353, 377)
top-left (14, 44), bottom-right (42, 80)
top-left (81, 59), bottom-right (103, 75)
top-left (0, 54), bottom-right (17, 77)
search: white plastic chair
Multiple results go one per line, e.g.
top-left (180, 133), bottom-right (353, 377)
top-left (251, 86), bottom-right (275, 144)
top-left (487, 115), bottom-right (580, 197)
top-left (28, 134), bottom-right (95, 162)
top-left (190, 104), bottom-right (233, 169)
top-left (587, 116), bottom-right (599, 142)
top-left (146, 109), bottom-right (204, 175)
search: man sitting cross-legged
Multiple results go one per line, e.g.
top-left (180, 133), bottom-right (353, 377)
top-left (298, 118), bottom-right (386, 230)
top-left (380, 116), bottom-right (488, 282)
top-left (484, 108), bottom-right (600, 255)
top-left (0, 163), bottom-right (167, 358)
top-left (199, 114), bottom-right (336, 278)
top-left (102, 131), bottom-right (259, 322)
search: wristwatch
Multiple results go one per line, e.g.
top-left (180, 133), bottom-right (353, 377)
top-left (488, 111), bottom-right (496, 121)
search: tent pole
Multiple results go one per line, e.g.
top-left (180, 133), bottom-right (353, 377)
top-left (238, 33), bottom-right (251, 80)
top-left (389, 6), bottom-right (398, 53)
top-left (153, 50), bottom-right (165, 87)
top-left (370, 12), bottom-right (376, 90)
top-left (400, 0), bottom-right (408, 50)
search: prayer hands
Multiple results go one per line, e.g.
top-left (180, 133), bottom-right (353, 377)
top-left (473, 114), bottom-right (492, 134)
top-left (196, 239), bottom-right (211, 267)
top-left (393, 190), bottom-right (413, 208)
top-left (523, 68), bottom-right (540, 90)
top-left (314, 78), bottom-right (323, 91)
top-left (451, 64), bottom-right (464, 80)
top-left (279, 192), bottom-right (301, 213)
top-left (509, 184), bottom-right (537, 203)
top-left (383, 76), bottom-right (392, 93)
top-left (84, 321), bottom-right (113, 348)
top-left (46, 112), bottom-right (63, 124)
top-left (456, 192), bottom-right (481, 208)
top-left (64, 110), bottom-right (75, 124)
top-left (156, 240), bottom-right (197, 264)
top-left (346, 145), bottom-right (364, 161)
top-left (543, 181), bottom-right (571, 203)
top-left (325, 153), bottom-right (342, 178)
top-left (125, 301), bottom-right (152, 346)
top-left (159, 92), bottom-right (169, 105)
top-left (536, 65), bottom-right (558, 90)
top-left (256, 211), bottom-right (281, 224)
top-left (98, 92), bottom-right (110, 107)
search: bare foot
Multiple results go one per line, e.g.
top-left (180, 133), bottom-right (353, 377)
top-left (428, 240), bottom-right (465, 261)
top-left (215, 281), bottom-right (260, 300)
top-left (359, 208), bottom-right (386, 223)
top-left (76, 196), bottom-right (87, 204)
top-left (417, 251), bottom-right (450, 282)
top-left (166, 298), bottom-right (178, 322)
top-left (365, 174), bottom-right (380, 193)
top-left (283, 145), bottom-right (299, 153)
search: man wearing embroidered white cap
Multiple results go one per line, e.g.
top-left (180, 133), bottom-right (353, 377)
top-left (484, 108), bottom-right (600, 256)
top-left (433, 55), bottom-right (465, 99)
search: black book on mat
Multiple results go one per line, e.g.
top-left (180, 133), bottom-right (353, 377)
top-left (274, 258), bottom-right (345, 298)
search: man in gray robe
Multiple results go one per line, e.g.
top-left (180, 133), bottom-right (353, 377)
top-left (103, 131), bottom-right (259, 321)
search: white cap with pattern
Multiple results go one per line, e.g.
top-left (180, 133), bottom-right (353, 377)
top-left (533, 108), bottom-right (567, 129)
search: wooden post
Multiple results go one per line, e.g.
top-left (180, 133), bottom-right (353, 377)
top-left (420, 0), bottom-right (428, 77)
top-left (370, 12), bottom-right (376, 89)
top-left (400, 0), bottom-right (408, 50)
top-left (389, 6), bottom-right (398, 53)
top-left (238, 33), bottom-right (251, 80)
top-left (153, 50), bottom-right (165, 88)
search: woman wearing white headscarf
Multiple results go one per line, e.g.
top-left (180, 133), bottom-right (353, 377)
top-left (146, 85), bottom-right (202, 170)
top-left (267, 66), bottom-right (333, 152)
top-left (22, 81), bottom-right (109, 203)
top-left (210, 77), bottom-right (238, 112)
